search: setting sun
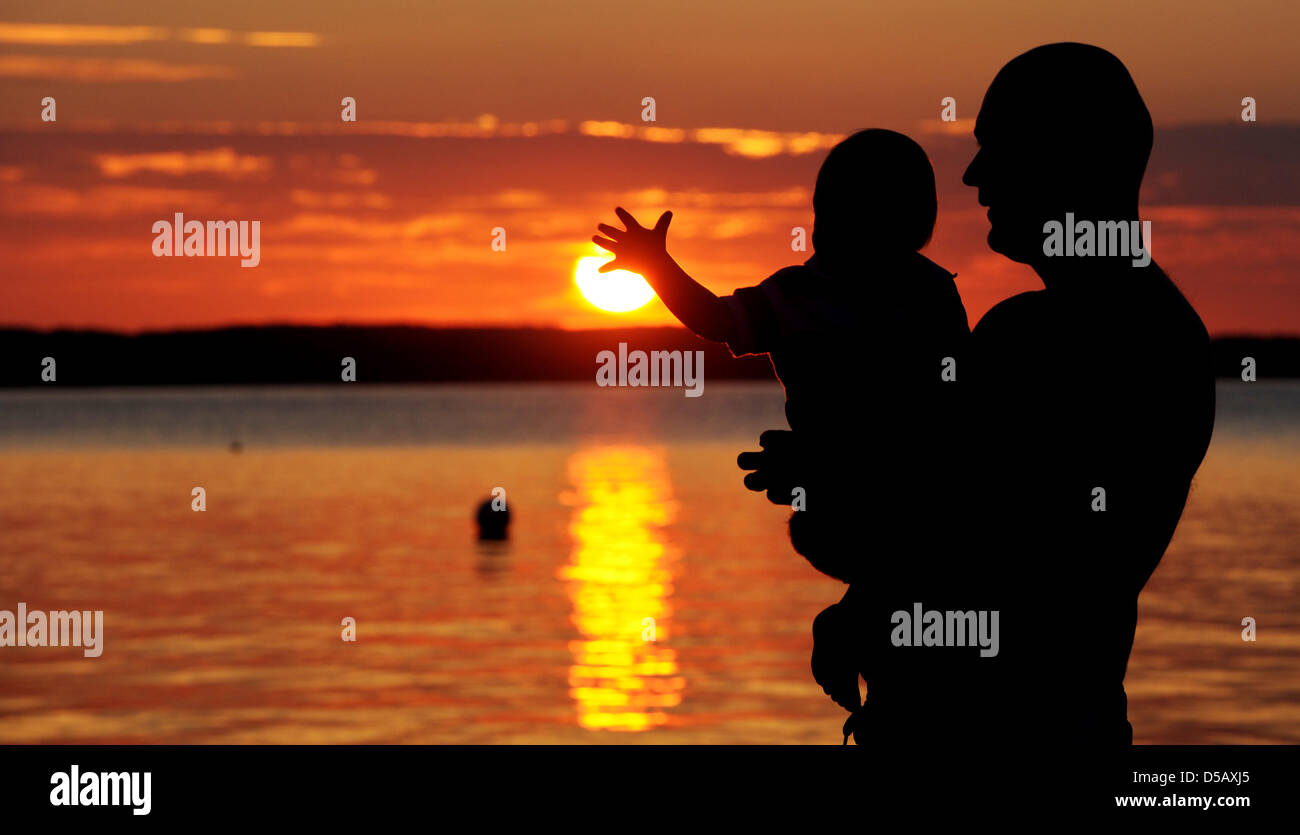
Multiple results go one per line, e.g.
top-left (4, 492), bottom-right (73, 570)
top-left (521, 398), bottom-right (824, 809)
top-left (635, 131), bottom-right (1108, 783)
top-left (574, 255), bottom-right (656, 313)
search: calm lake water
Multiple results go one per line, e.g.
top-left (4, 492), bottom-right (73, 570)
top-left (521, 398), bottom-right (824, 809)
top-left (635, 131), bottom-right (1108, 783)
top-left (0, 381), bottom-right (1297, 743)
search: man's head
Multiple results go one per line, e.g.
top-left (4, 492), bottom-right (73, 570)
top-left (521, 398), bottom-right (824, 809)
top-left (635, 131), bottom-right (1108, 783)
top-left (962, 44), bottom-right (1153, 266)
top-left (813, 128), bottom-right (937, 265)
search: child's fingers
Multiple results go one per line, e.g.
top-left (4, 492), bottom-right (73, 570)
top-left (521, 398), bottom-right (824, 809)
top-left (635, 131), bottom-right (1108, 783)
top-left (653, 211), bottom-right (673, 233)
top-left (613, 207), bottom-right (640, 229)
top-left (591, 235), bottom-right (618, 251)
top-left (596, 259), bottom-right (621, 273)
top-left (596, 223), bottom-right (623, 240)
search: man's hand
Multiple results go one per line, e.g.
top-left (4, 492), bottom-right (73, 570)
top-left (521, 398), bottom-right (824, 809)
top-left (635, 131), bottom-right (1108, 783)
top-left (592, 207), bottom-right (672, 277)
top-left (737, 429), bottom-right (802, 505)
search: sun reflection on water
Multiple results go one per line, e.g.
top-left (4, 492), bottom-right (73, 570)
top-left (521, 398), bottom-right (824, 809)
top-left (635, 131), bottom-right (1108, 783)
top-left (560, 446), bottom-right (685, 731)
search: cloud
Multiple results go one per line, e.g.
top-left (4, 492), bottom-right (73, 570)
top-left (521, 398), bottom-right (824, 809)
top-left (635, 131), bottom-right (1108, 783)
top-left (918, 118), bottom-right (975, 136)
top-left (0, 23), bottom-right (168, 45)
top-left (0, 55), bottom-right (237, 82)
top-left (605, 187), bottom-right (811, 210)
top-left (252, 118), bottom-right (571, 139)
top-left (0, 22), bottom-right (321, 48)
top-left (0, 184), bottom-right (222, 217)
top-left (281, 212), bottom-right (468, 241)
top-left (240, 31), bottom-right (320, 48)
top-left (580, 121), bottom-right (843, 158)
top-left (94, 148), bottom-right (272, 179)
top-left (179, 28), bottom-right (233, 45)
top-left (289, 190), bottom-right (392, 210)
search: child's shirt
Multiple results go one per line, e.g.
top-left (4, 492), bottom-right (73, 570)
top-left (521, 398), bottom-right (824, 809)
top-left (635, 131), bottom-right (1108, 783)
top-left (720, 252), bottom-right (969, 433)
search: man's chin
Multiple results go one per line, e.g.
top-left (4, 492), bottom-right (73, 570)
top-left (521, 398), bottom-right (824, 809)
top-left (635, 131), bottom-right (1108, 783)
top-left (987, 228), bottom-right (1036, 265)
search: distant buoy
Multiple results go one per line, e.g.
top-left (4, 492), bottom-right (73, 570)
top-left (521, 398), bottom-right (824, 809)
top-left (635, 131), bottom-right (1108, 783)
top-left (229, 441), bottom-right (244, 453)
top-left (476, 497), bottom-right (510, 540)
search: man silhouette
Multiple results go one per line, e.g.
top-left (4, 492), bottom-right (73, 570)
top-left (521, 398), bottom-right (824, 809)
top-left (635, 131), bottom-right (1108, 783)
top-left (741, 43), bottom-right (1215, 747)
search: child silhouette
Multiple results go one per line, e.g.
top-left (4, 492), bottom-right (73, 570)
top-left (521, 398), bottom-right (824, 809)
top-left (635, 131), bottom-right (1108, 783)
top-left (594, 129), bottom-right (970, 724)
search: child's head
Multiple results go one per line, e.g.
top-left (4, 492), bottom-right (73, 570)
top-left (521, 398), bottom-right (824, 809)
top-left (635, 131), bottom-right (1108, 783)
top-left (812, 129), bottom-right (937, 263)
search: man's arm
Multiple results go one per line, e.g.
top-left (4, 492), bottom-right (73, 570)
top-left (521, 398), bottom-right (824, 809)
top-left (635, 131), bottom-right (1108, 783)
top-left (736, 429), bottom-right (804, 505)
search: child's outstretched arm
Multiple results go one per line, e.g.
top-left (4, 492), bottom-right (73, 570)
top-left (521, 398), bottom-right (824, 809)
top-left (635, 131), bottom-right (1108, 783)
top-left (593, 208), bottom-right (733, 343)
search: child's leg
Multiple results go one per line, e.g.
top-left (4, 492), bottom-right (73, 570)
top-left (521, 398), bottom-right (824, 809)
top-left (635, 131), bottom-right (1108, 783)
top-left (811, 601), bottom-right (863, 712)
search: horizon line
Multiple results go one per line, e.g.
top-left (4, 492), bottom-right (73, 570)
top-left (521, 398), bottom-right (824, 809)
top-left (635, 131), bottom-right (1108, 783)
top-left (2, 320), bottom-right (1297, 341)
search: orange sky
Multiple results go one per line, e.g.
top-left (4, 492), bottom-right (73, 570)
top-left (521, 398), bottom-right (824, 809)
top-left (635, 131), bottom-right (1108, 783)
top-left (1, 2), bottom-right (1298, 334)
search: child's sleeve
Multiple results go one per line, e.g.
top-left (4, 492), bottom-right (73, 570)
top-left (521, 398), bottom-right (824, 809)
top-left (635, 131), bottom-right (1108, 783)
top-left (719, 267), bottom-right (801, 357)
top-left (720, 287), bottom-right (777, 357)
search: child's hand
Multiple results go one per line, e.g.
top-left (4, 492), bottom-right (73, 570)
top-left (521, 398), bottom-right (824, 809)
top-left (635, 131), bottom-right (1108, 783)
top-left (592, 207), bottom-right (673, 276)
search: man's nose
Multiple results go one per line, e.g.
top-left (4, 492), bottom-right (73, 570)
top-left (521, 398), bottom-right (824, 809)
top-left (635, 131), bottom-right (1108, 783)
top-left (962, 151), bottom-right (981, 188)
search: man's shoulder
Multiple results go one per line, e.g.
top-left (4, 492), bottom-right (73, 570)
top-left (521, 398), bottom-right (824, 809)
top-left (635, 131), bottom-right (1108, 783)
top-left (984, 289), bottom-right (1047, 313)
top-left (972, 290), bottom-right (1047, 335)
